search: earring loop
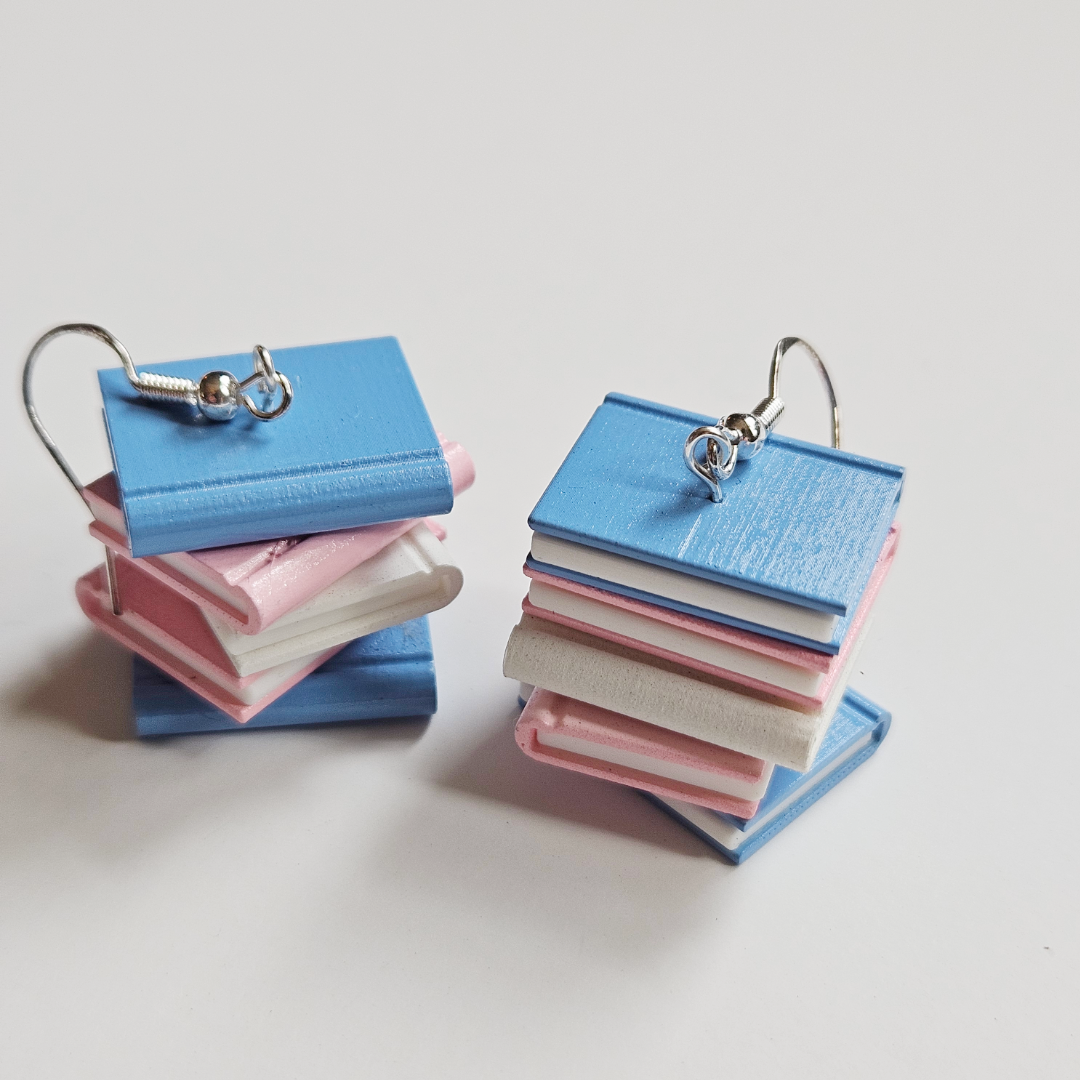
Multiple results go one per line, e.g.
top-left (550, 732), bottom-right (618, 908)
top-left (683, 336), bottom-right (842, 502)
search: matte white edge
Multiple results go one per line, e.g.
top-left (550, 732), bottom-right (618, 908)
top-left (156, 550), bottom-right (246, 609)
top-left (530, 532), bottom-right (840, 642)
top-left (503, 614), bottom-right (869, 769)
top-left (107, 596), bottom-right (326, 703)
top-left (527, 579), bottom-right (825, 696)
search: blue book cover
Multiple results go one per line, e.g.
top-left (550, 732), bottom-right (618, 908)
top-left (99, 337), bottom-right (453, 557)
top-left (133, 618), bottom-right (437, 737)
top-left (528, 394), bottom-right (904, 617)
top-left (643, 688), bottom-right (890, 863)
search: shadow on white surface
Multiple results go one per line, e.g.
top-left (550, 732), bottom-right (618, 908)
top-left (0, 627), bottom-right (436, 866)
top-left (433, 698), bottom-right (720, 860)
top-left (7, 627), bottom-right (435, 745)
top-left (11, 629), bottom-right (134, 740)
top-left (350, 696), bottom-right (735, 964)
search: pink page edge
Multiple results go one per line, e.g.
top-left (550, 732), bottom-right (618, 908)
top-left (516, 688), bottom-right (764, 816)
top-left (523, 524), bottom-right (900, 706)
top-left (75, 565), bottom-right (342, 724)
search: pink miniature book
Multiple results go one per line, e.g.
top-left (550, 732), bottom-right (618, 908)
top-left (522, 525), bottom-right (899, 711)
top-left (516, 688), bottom-right (773, 815)
top-left (82, 435), bottom-right (475, 635)
top-left (75, 556), bottom-right (343, 723)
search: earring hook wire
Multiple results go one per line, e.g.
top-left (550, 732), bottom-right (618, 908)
top-left (22, 322), bottom-right (133, 495)
top-left (683, 336), bottom-right (843, 502)
top-left (768, 336), bottom-right (841, 450)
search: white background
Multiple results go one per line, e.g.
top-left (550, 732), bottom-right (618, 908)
top-left (0, 3), bottom-right (1076, 1076)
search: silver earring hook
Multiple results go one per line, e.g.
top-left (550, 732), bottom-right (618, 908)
top-left (22, 322), bottom-right (125, 494)
top-left (22, 324), bottom-right (292, 472)
top-left (238, 344), bottom-right (294, 420)
top-left (765, 337), bottom-right (841, 451)
top-left (22, 323), bottom-right (131, 612)
top-left (683, 336), bottom-right (842, 503)
top-left (22, 323), bottom-right (295, 616)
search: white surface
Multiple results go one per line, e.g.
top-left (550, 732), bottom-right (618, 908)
top-left (658, 733), bottom-right (876, 849)
top-left (531, 531), bottom-right (840, 640)
top-left (0, 3), bottom-right (1076, 1078)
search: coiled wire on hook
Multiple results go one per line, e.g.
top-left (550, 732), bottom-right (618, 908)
top-left (22, 323), bottom-right (294, 614)
top-left (683, 337), bottom-right (842, 503)
top-left (22, 323), bottom-right (292, 495)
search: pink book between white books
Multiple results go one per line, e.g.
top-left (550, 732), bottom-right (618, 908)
top-left (521, 526), bottom-right (899, 711)
top-left (82, 435), bottom-right (475, 636)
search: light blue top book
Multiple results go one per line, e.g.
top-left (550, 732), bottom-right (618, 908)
top-left (133, 617), bottom-right (437, 737)
top-left (644, 688), bottom-right (890, 863)
top-left (528, 394), bottom-right (905, 618)
top-left (99, 337), bottom-right (453, 557)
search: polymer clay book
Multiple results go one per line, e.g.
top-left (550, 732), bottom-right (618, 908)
top-left (98, 336), bottom-right (454, 555)
top-left (81, 433), bottom-right (474, 634)
top-left (504, 337), bottom-right (903, 859)
top-left (526, 393), bottom-right (904, 651)
top-left (23, 321), bottom-right (471, 744)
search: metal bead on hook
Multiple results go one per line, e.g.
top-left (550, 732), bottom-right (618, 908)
top-left (21, 323), bottom-right (295, 611)
top-left (197, 371), bottom-right (242, 420)
top-left (683, 337), bottom-right (842, 503)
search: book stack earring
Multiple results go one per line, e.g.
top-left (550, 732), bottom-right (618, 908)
top-left (503, 389), bottom-right (904, 863)
top-left (26, 330), bottom-right (474, 736)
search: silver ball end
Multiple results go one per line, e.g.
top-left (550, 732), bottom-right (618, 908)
top-left (197, 371), bottom-right (240, 421)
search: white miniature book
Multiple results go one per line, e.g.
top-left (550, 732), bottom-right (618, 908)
top-left (502, 613), bottom-right (867, 771)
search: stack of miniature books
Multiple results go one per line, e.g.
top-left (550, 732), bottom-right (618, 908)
top-left (503, 393), bottom-right (903, 862)
top-left (73, 336), bottom-right (473, 736)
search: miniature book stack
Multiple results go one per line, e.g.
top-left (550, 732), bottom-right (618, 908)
top-left (503, 393), bottom-right (904, 862)
top-left (71, 336), bottom-right (474, 736)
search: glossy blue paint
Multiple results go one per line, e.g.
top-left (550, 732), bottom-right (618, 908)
top-left (643, 688), bottom-right (891, 863)
top-left (528, 394), bottom-right (904, 616)
top-left (100, 337), bottom-right (453, 557)
top-left (133, 618), bottom-right (437, 737)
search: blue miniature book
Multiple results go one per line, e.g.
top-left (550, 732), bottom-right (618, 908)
top-left (133, 618), bottom-right (437, 737)
top-left (643, 688), bottom-right (890, 863)
top-left (99, 337), bottom-right (453, 557)
top-left (528, 394), bottom-right (904, 618)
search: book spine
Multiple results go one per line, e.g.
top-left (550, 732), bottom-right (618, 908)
top-left (134, 657), bottom-right (438, 736)
top-left (124, 454), bottom-right (454, 557)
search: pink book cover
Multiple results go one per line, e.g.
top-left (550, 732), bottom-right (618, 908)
top-left (75, 555), bottom-right (343, 723)
top-left (522, 525), bottom-right (899, 710)
top-left (83, 435), bottom-right (475, 636)
top-left (515, 688), bottom-right (770, 816)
